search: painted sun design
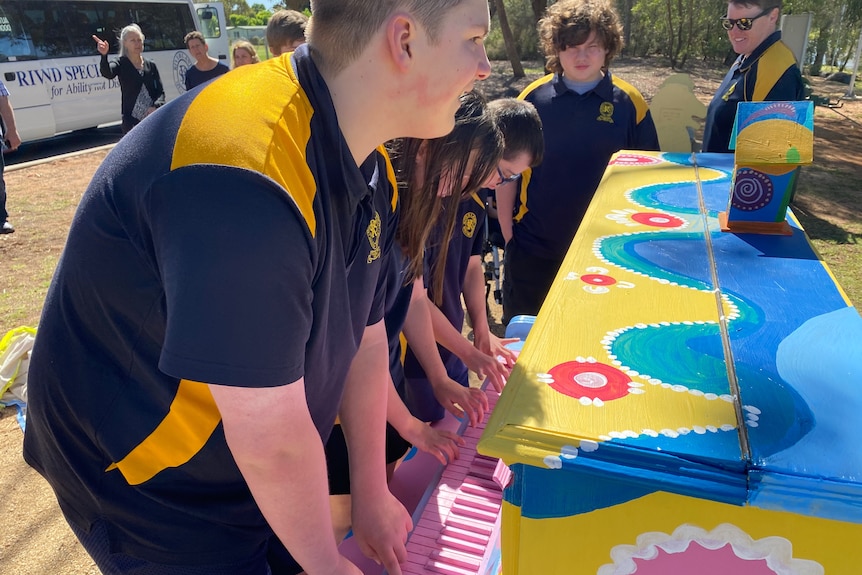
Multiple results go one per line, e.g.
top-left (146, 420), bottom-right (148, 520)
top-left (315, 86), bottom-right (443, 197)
top-left (542, 359), bottom-right (645, 405)
top-left (731, 169), bottom-right (773, 211)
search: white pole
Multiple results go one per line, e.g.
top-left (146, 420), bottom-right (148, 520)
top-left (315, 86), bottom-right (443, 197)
top-left (846, 26), bottom-right (862, 99)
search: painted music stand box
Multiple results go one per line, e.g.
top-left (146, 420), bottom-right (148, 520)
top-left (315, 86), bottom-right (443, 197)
top-left (478, 151), bottom-right (862, 575)
top-left (719, 100), bottom-right (814, 235)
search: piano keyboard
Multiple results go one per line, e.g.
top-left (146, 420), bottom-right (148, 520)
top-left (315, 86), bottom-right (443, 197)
top-left (396, 386), bottom-right (509, 575)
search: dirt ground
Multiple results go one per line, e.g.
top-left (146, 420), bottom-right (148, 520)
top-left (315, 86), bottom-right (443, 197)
top-left (1, 59), bottom-right (860, 574)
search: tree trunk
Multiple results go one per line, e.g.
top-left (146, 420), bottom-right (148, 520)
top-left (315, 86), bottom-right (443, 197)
top-left (532, 0), bottom-right (546, 22)
top-left (810, 26), bottom-right (827, 76)
top-left (495, 0), bottom-right (525, 78)
top-left (666, 0), bottom-right (677, 69)
top-left (620, 0), bottom-right (633, 53)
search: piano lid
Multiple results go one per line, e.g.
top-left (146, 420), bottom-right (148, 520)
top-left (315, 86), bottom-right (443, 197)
top-left (478, 151), bottom-right (862, 522)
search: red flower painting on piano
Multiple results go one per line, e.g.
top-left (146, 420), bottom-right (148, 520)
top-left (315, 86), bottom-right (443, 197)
top-left (630, 212), bottom-right (685, 228)
top-left (609, 153), bottom-right (663, 166)
top-left (567, 267), bottom-right (635, 294)
top-left (545, 360), bottom-right (641, 405)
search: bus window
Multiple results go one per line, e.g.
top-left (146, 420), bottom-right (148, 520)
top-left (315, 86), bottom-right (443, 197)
top-left (0, 2), bottom-right (36, 61)
top-left (130, 3), bottom-right (195, 52)
top-left (63, 5), bottom-right (104, 56)
top-left (21, 2), bottom-right (74, 59)
top-left (196, 7), bottom-right (221, 41)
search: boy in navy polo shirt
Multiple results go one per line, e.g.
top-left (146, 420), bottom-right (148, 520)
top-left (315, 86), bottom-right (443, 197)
top-left (496, 0), bottom-right (659, 325)
top-left (23, 1), bottom-right (493, 574)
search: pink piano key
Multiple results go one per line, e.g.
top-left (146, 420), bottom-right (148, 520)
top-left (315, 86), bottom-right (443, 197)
top-left (461, 477), bottom-right (503, 501)
top-left (492, 460), bottom-right (513, 490)
top-left (432, 490), bottom-right (501, 515)
top-left (437, 532), bottom-right (487, 556)
top-left (451, 500), bottom-right (500, 523)
top-left (440, 524), bottom-right (491, 546)
top-left (454, 493), bottom-right (501, 514)
top-left (461, 474), bottom-right (501, 492)
top-left (429, 548), bottom-right (482, 570)
top-left (443, 514), bottom-right (496, 538)
top-left (424, 560), bottom-right (476, 575)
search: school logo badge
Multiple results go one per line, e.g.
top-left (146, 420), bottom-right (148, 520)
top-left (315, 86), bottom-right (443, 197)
top-left (173, 51), bottom-right (193, 94)
top-left (367, 211), bottom-right (382, 263)
top-left (462, 211), bottom-right (478, 238)
top-left (598, 102), bottom-right (615, 124)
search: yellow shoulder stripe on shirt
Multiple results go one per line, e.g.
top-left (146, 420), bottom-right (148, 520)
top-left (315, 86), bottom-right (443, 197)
top-left (106, 379), bottom-right (221, 485)
top-left (513, 168), bottom-right (533, 224)
top-left (470, 191), bottom-right (485, 209)
top-left (612, 76), bottom-right (650, 124)
top-left (378, 144), bottom-right (399, 213)
top-left (518, 73), bottom-right (555, 100)
top-left (752, 41), bottom-right (798, 102)
top-left (171, 59), bottom-right (319, 236)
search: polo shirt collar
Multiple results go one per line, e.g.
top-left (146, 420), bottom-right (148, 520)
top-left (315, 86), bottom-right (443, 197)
top-left (291, 45), bottom-right (379, 208)
top-left (551, 71), bottom-right (615, 101)
top-left (736, 30), bottom-right (782, 72)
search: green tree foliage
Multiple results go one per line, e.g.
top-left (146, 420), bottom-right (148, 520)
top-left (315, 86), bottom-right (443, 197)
top-left (486, 0), bottom-right (542, 60)
top-left (491, 0), bottom-right (861, 76)
top-left (226, 1), bottom-right (271, 26)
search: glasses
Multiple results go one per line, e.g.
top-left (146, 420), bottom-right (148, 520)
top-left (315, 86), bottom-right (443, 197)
top-left (496, 166), bottom-right (520, 184)
top-left (720, 8), bottom-right (773, 31)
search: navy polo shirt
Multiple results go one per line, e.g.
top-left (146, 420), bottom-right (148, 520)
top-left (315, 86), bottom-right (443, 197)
top-left (514, 72), bottom-right (659, 261)
top-left (384, 246), bottom-right (414, 396)
top-left (24, 44), bottom-right (397, 564)
top-left (404, 192), bottom-right (487, 385)
top-left (703, 31), bottom-right (804, 153)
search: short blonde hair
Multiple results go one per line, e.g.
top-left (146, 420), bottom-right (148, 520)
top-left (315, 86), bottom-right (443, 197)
top-left (306, 0), bottom-right (467, 74)
top-left (538, 0), bottom-right (623, 74)
top-left (231, 41), bottom-right (259, 67)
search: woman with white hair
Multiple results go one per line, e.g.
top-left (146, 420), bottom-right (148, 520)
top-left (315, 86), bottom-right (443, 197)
top-left (92, 24), bottom-right (165, 134)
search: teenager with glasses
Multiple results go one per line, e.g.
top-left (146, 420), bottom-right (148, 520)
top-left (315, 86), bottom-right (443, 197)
top-left (702, 0), bottom-right (805, 153)
top-left (495, 0), bottom-right (658, 325)
top-left (402, 97), bottom-right (543, 426)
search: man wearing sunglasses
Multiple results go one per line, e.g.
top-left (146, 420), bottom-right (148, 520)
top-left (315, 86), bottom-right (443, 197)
top-left (702, 0), bottom-right (805, 153)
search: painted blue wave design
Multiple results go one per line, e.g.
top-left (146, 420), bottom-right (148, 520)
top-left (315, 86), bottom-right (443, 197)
top-left (599, 232), bottom-right (713, 290)
top-left (771, 307), bottom-right (862, 480)
top-left (609, 323), bottom-right (728, 394)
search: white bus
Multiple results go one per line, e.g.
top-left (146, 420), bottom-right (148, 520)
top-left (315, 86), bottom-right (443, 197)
top-left (0, 0), bottom-right (228, 142)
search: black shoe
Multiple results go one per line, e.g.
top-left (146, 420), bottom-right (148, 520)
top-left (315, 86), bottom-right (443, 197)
top-left (1, 220), bottom-right (14, 234)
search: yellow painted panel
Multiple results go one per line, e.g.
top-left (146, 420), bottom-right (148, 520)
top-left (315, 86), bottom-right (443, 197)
top-left (506, 491), bottom-right (856, 574)
top-left (481, 153), bottom-right (740, 468)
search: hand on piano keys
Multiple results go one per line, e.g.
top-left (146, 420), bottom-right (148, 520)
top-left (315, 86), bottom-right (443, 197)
top-left (390, 385), bottom-right (509, 575)
top-left (431, 378), bottom-right (489, 427)
top-left (399, 417), bottom-right (466, 466)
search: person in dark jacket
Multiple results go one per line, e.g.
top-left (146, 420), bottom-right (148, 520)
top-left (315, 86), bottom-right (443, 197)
top-left (93, 24), bottom-right (165, 134)
top-left (702, 0), bottom-right (805, 153)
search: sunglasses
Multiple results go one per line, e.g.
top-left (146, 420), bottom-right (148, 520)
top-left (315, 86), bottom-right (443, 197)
top-left (496, 166), bottom-right (520, 184)
top-left (720, 8), bottom-right (773, 31)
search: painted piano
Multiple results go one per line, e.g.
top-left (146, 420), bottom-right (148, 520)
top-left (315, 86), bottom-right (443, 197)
top-left (476, 150), bottom-right (862, 574)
